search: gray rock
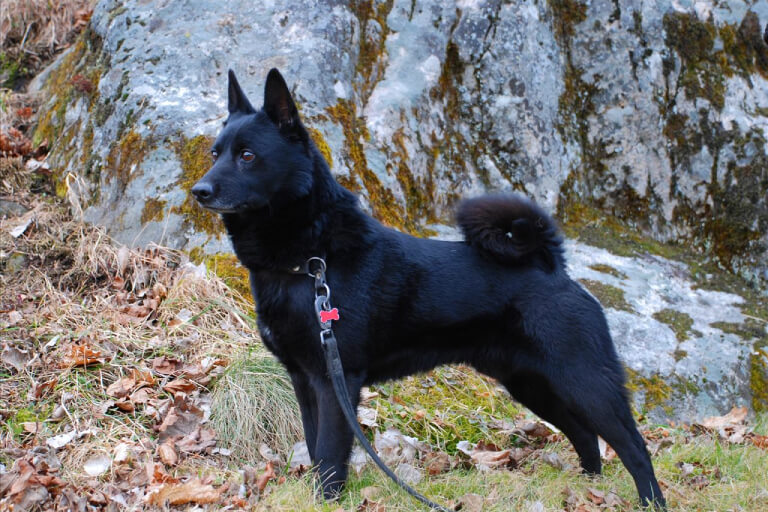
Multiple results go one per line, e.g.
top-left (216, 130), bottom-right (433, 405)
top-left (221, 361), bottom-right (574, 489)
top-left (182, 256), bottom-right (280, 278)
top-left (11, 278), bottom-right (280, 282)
top-left (32, 0), bottom-right (768, 419)
top-left (0, 200), bottom-right (28, 218)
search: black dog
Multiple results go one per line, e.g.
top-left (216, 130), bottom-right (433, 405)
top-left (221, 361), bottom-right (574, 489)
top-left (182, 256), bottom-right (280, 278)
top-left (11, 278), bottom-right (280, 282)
top-left (192, 69), bottom-right (666, 509)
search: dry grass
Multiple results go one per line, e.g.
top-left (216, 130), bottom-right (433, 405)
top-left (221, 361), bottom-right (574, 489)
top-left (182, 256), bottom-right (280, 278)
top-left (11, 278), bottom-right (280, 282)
top-left (210, 352), bottom-right (302, 461)
top-left (0, 0), bottom-right (93, 87)
top-left (0, 192), bottom-right (298, 507)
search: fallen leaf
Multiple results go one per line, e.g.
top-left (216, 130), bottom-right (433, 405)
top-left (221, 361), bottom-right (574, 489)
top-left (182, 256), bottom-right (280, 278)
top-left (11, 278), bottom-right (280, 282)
top-left (106, 377), bottom-right (137, 398)
top-left (255, 461), bottom-right (277, 493)
top-left (456, 493), bottom-right (484, 512)
top-left (61, 343), bottom-right (104, 368)
top-left (699, 406), bottom-right (748, 429)
top-left (470, 447), bottom-right (512, 471)
top-left (394, 463), bottom-right (422, 485)
top-left (175, 425), bottom-right (216, 453)
top-left (1, 343), bottom-right (30, 372)
top-left (158, 441), bottom-right (178, 466)
top-left (360, 486), bottom-right (382, 501)
top-left (153, 356), bottom-right (183, 375)
top-left (749, 433), bottom-right (768, 449)
top-left (157, 401), bottom-right (203, 441)
top-left (357, 498), bottom-right (386, 511)
top-left (21, 422), bottom-right (43, 434)
top-left (424, 451), bottom-right (452, 475)
top-left (163, 378), bottom-right (196, 395)
top-left (145, 479), bottom-right (223, 505)
top-left (357, 406), bottom-right (378, 427)
top-left (83, 454), bottom-right (111, 477)
top-left (46, 431), bottom-right (77, 449)
top-left (373, 429), bottom-right (425, 466)
top-left (9, 214), bottom-right (33, 237)
top-left (539, 451), bottom-right (571, 471)
top-left (587, 487), bottom-right (605, 505)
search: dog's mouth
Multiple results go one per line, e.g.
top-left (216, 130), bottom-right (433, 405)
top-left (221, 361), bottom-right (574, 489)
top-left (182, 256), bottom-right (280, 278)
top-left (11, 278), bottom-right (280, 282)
top-left (198, 204), bottom-right (239, 214)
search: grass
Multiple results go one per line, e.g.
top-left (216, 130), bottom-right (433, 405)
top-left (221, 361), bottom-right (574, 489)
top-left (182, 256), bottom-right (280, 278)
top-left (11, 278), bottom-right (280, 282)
top-left (0, 0), bottom-right (94, 88)
top-left (210, 350), bottom-right (302, 460)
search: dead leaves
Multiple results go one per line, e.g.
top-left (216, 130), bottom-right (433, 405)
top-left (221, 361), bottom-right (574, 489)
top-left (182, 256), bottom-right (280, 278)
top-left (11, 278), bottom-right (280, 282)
top-left (0, 454), bottom-right (64, 510)
top-left (145, 479), bottom-right (225, 506)
top-left (60, 342), bottom-right (104, 368)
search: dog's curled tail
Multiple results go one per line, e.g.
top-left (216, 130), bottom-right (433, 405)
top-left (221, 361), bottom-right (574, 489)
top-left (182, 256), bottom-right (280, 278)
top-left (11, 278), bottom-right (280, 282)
top-left (456, 194), bottom-right (564, 272)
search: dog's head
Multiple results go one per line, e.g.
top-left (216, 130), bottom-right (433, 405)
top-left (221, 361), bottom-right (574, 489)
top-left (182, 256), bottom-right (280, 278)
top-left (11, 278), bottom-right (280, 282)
top-left (191, 69), bottom-right (313, 213)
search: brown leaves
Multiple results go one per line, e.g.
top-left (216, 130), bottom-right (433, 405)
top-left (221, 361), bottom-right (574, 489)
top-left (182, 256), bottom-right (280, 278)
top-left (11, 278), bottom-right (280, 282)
top-left (693, 406), bottom-right (751, 444)
top-left (0, 456), bottom-right (64, 510)
top-left (60, 343), bottom-right (104, 368)
top-left (145, 479), bottom-right (225, 506)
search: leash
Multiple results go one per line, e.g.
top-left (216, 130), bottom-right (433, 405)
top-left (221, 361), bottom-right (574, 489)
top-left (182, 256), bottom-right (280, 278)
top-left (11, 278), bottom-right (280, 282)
top-left (303, 257), bottom-right (452, 512)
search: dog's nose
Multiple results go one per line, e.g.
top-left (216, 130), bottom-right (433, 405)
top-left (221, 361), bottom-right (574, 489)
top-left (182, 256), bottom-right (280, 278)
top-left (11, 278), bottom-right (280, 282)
top-left (191, 182), bottom-right (214, 203)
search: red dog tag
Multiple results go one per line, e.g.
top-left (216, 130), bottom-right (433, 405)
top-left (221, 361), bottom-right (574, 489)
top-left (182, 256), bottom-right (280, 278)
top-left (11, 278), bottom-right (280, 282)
top-left (320, 308), bottom-right (340, 323)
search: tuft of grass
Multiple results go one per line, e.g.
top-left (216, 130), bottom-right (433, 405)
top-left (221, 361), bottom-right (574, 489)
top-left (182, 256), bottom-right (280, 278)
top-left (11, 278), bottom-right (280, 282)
top-left (371, 366), bottom-right (522, 454)
top-left (210, 349), bottom-right (302, 461)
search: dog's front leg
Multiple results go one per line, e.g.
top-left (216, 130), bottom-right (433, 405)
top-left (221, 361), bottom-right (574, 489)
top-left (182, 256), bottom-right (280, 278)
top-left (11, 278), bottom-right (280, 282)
top-left (312, 370), bottom-right (366, 500)
top-left (289, 370), bottom-right (319, 460)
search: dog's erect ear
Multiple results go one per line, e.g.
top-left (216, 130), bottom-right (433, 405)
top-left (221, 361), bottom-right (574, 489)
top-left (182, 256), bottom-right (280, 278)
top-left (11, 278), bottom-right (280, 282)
top-left (228, 70), bottom-right (255, 114)
top-left (263, 68), bottom-right (301, 130)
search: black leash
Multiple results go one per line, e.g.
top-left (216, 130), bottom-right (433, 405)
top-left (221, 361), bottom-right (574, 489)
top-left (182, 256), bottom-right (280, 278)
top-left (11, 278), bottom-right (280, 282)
top-left (303, 257), bottom-right (452, 512)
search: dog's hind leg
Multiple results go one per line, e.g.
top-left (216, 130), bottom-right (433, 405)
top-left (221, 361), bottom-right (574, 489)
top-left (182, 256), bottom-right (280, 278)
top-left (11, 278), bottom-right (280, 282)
top-left (289, 370), bottom-right (319, 460)
top-left (553, 374), bottom-right (666, 509)
top-left (312, 370), bottom-right (367, 500)
top-left (503, 375), bottom-right (601, 475)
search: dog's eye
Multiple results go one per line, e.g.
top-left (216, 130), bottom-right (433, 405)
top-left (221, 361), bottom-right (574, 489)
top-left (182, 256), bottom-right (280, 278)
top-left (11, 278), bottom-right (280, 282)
top-left (211, 150), bottom-right (218, 161)
top-left (241, 150), bottom-right (255, 162)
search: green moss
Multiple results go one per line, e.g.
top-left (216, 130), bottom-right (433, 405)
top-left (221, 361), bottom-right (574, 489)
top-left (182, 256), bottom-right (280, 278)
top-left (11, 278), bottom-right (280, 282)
top-left (350, 0), bottom-right (395, 101)
top-left (751, 348), bottom-right (768, 412)
top-left (578, 279), bottom-right (634, 312)
top-left (171, 134), bottom-right (222, 237)
top-left (709, 320), bottom-right (765, 340)
top-left (140, 198), bottom-right (167, 224)
top-left (547, 0), bottom-right (588, 43)
top-left (588, 263), bottom-right (627, 280)
top-left (204, 253), bottom-right (252, 302)
top-left (652, 309), bottom-right (694, 342)
top-left (372, 366), bottom-right (522, 454)
top-left (327, 99), bottom-right (407, 230)
top-left (719, 11), bottom-right (768, 80)
top-left (663, 12), bottom-right (725, 109)
top-left (625, 368), bottom-right (673, 414)
top-left (104, 129), bottom-right (152, 192)
top-left (307, 127), bottom-right (333, 168)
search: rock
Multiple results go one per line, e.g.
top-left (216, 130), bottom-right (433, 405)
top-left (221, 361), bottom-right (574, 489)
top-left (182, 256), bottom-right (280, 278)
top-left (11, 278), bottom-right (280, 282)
top-left (30, 0), bottom-right (768, 419)
top-left (32, 0), bottom-right (768, 276)
top-left (0, 200), bottom-right (28, 218)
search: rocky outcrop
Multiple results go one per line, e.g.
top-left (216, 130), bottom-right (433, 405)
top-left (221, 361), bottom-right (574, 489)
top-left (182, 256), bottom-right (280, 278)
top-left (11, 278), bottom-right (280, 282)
top-left (32, 0), bottom-right (768, 420)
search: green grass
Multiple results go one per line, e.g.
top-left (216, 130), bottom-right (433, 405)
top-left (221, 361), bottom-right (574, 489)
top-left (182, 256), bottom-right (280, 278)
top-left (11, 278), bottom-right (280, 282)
top-left (255, 422), bottom-right (768, 511)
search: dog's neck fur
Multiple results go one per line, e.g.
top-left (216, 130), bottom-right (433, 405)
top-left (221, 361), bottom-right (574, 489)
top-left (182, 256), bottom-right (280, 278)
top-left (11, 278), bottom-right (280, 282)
top-left (221, 146), bottom-right (372, 273)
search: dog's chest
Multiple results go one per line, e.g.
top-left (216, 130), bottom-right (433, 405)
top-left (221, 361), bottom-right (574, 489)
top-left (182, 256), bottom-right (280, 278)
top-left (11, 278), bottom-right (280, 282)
top-left (252, 277), bottom-right (319, 364)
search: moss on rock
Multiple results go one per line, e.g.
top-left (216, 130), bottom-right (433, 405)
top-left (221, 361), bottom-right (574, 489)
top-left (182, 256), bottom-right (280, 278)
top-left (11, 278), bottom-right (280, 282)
top-left (171, 134), bottom-right (222, 237)
top-left (204, 253), bottom-right (252, 302)
top-left (105, 129), bottom-right (153, 192)
top-left (578, 278), bottom-right (634, 312)
top-left (140, 198), bottom-right (166, 224)
top-left (307, 127), bottom-right (332, 168)
top-left (652, 308), bottom-right (694, 342)
top-left (588, 263), bottom-right (627, 280)
top-left (327, 99), bottom-right (407, 230)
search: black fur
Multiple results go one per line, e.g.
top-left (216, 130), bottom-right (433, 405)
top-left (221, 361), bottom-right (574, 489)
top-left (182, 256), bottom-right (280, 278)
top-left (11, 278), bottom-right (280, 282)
top-left (456, 194), bottom-right (564, 271)
top-left (191, 69), bottom-right (666, 509)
